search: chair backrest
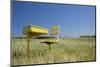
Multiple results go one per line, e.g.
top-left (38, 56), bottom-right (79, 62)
top-left (50, 25), bottom-right (60, 42)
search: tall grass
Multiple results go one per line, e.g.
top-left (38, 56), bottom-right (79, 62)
top-left (11, 38), bottom-right (96, 65)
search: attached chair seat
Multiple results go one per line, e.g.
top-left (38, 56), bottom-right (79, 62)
top-left (41, 40), bottom-right (59, 45)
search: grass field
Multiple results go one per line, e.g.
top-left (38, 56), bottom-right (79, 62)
top-left (11, 37), bottom-right (96, 65)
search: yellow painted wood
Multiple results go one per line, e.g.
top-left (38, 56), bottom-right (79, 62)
top-left (23, 25), bottom-right (49, 36)
top-left (23, 25), bottom-right (49, 54)
top-left (30, 26), bottom-right (48, 34)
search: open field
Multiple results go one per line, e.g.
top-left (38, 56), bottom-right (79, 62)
top-left (11, 37), bottom-right (96, 65)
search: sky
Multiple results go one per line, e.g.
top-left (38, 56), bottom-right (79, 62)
top-left (12, 1), bottom-right (96, 37)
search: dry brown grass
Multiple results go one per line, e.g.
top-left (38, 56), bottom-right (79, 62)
top-left (11, 38), bottom-right (96, 65)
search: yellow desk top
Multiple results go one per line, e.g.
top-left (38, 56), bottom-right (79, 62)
top-left (23, 25), bottom-right (49, 36)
